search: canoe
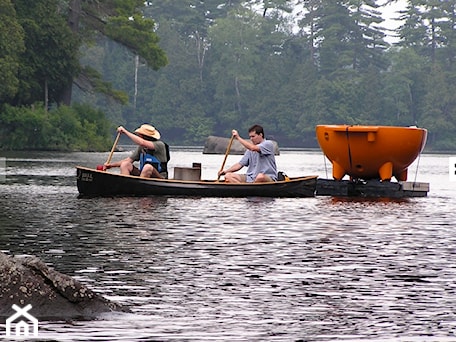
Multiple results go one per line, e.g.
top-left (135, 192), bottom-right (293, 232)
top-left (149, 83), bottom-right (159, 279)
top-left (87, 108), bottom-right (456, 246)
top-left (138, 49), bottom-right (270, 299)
top-left (76, 166), bottom-right (318, 198)
top-left (316, 125), bottom-right (427, 181)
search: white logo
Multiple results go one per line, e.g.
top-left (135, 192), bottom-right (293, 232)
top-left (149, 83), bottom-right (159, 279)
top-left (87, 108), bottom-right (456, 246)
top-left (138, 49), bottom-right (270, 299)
top-left (5, 304), bottom-right (38, 337)
top-left (450, 157), bottom-right (456, 182)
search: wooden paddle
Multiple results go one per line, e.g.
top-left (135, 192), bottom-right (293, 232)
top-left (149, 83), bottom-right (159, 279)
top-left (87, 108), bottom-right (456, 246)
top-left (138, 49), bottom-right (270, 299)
top-left (97, 131), bottom-right (121, 170)
top-left (106, 131), bottom-right (121, 165)
top-left (217, 134), bottom-right (235, 181)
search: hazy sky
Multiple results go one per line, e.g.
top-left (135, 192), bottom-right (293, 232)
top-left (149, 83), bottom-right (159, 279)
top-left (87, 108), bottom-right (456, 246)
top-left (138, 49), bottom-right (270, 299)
top-left (380, 0), bottom-right (407, 42)
top-left (286, 1), bottom-right (409, 43)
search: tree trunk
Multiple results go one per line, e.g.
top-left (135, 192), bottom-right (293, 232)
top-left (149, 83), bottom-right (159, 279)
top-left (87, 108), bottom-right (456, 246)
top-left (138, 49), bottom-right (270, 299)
top-left (44, 77), bottom-right (48, 112)
top-left (194, 30), bottom-right (206, 83)
top-left (234, 75), bottom-right (242, 115)
top-left (61, 0), bottom-right (81, 106)
top-left (134, 54), bottom-right (139, 115)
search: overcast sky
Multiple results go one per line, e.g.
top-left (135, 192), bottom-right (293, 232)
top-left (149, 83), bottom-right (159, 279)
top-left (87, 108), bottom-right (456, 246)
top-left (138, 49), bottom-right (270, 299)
top-left (380, 0), bottom-right (407, 42)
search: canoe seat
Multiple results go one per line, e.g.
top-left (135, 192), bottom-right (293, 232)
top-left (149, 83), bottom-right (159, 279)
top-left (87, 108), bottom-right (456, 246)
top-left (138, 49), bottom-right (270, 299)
top-left (174, 163), bottom-right (201, 181)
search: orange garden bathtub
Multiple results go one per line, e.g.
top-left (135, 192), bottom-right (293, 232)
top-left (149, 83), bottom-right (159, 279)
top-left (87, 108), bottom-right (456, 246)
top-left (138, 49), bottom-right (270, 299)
top-left (316, 125), bottom-right (427, 181)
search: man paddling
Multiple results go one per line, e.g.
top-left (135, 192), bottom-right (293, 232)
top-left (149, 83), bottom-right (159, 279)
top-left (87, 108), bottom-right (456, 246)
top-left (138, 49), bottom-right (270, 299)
top-left (218, 124), bottom-right (277, 183)
top-left (104, 124), bottom-right (170, 179)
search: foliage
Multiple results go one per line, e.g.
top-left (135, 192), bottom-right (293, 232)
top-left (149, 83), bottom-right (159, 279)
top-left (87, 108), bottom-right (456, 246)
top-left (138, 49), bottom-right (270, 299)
top-left (0, 103), bottom-right (112, 151)
top-left (4, 0), bottom-right (456, 150)
top-left (105, 14), bottom-right (167, 70)
top-left (4, 0), bottom-right (168, 107)
top-left (0, 0), bottom-right (25, 102)
top-left (11, 0), bottom-right (80, 106)
top-left (67, 0), bottom-right (168, 105)
top-left (0, 0), bottom-right (168, 151)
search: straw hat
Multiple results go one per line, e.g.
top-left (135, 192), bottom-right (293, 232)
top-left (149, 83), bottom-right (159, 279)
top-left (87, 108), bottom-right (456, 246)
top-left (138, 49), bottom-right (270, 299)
top-left (134, 124), bottom-right (160, 139)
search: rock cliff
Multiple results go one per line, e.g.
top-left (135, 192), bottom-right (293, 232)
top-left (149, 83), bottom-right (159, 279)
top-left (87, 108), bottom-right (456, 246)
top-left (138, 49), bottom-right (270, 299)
top-left (203, 135), bottom-right (280, 155)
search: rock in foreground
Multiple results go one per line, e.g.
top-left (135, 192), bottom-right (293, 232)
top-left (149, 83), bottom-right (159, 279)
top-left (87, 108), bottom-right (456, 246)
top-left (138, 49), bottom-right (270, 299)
top-left (0, 252), bottom-right (128, 320)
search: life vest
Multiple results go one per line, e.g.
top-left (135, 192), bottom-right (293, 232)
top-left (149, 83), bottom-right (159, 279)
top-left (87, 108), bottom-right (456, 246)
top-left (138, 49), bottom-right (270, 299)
top-left (139, 142), bottom-right (170, 173)
top-left (140, 152), bottom-right (162, 172)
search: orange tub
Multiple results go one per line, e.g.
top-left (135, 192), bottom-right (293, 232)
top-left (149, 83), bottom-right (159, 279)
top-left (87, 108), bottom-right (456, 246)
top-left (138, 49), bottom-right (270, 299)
top-left (316, 125), bottom-right (427, 181)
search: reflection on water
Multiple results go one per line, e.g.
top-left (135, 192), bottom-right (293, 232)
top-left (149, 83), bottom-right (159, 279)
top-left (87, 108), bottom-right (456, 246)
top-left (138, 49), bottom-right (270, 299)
top-left (0, 150), bottom-right (456, 341)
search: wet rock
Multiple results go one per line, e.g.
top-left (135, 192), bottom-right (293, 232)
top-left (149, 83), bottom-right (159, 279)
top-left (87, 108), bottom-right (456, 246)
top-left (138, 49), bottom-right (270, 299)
top-left (0, 252), bottom-right (128, 320)
top-left (203, 135), bottom-right (280, 155)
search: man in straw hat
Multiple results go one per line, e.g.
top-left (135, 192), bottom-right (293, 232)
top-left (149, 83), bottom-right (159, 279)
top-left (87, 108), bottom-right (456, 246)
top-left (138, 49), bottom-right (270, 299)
top-left (104, 124), bottom-right (170, 178)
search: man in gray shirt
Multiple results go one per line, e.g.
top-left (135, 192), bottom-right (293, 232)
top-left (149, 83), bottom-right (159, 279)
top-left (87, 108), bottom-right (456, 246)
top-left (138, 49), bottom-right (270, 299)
top-left (218, 124), bottom-right (277, 183)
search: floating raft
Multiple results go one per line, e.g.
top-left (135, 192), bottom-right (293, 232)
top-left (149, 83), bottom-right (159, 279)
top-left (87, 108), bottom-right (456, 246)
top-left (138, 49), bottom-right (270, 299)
top-left (315, 125), bottom-right (427, 182)
top-left (316, 178), bottom-right (429, 198)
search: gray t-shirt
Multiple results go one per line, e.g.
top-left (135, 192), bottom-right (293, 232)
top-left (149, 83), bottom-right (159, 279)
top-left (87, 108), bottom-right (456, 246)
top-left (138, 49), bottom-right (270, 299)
top-left (239, 140), bottom-right (277, 182)
top-left (130, 141), bottom-right (167, 163)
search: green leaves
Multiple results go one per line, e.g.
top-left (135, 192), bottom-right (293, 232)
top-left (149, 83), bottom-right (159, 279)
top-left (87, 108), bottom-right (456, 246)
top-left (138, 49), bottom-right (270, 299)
top-left (0, 103), bottom-right (112, 151)
top-left (11, 0), bottom-right (80, 106)
top-left (4, 0), bottom-right (456, 150)
top-left (0, 0), bottom-right (25, 101)
top-left (105, 15), bottom-right (167, 70)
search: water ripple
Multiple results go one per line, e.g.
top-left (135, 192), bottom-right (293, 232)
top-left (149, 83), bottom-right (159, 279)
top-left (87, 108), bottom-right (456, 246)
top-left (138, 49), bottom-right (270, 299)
top-left (1, 151), bottom-right (456, 341)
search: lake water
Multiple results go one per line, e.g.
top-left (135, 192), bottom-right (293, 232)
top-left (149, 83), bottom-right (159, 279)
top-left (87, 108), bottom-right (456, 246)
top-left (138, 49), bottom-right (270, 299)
top-left (0, 148), bottom-right (456, 341)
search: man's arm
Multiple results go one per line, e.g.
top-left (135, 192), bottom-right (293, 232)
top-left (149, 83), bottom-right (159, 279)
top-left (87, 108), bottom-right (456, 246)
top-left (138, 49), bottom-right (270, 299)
top-left (232, 129), bottom-right (260, 152)
top-left (104, 157), bottom-right (134, 170)
top-left (118, 126), bottom-right (156, 150)
top-left (218, 162), bottom-right (243, 177)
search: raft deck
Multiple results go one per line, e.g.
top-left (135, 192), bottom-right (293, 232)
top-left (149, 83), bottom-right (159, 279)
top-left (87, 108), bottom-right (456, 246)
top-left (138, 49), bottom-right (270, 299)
top-left (316, 179), bottom-right (429, 198)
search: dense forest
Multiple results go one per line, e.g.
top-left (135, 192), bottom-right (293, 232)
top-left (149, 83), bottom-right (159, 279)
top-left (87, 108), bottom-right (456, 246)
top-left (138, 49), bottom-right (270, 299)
top-left (1, 0), bottom-right (456, 150)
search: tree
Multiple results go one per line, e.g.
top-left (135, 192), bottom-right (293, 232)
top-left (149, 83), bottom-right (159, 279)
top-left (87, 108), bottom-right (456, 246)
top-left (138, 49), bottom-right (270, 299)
top-left (67, 0), bottom-right (456, 149)
top-left (144, 0), bottom-right (245, 85)
top-left (420, 63), bottom-right (456, 149)
top-left (61, 0), bottom-right (168, 105)
top-left (397, 0), bottom-right (439, 62)
top-left (383, 47), bottom-right (427, 125)
top-left (312, 0), bottom-right (388, 77)
top-left (0, 0), bottom-right (24, 102)
top-left (394, 0), bottom-right (456, 149)
top-left (208, 7), bottom-right (266, 129)
top-left (297, 0), bottom-right (322, 65)
top-left (12, 0), bottom-right (80, 108)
